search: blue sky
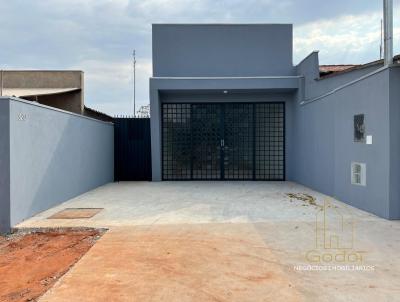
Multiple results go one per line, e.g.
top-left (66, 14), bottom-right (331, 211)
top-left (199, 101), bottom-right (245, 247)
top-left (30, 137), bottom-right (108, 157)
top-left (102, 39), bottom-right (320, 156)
top-left (1, 0), bottom-right (399, 116)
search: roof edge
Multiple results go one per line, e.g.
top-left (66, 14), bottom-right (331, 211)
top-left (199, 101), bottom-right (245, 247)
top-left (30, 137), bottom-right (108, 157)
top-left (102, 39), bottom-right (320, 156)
top-left (0, 96), bottom-right (113, 125)
top-left (318, 54), bottom-right (400, 80)
top-left (152, 23), bottom-right (292, 26)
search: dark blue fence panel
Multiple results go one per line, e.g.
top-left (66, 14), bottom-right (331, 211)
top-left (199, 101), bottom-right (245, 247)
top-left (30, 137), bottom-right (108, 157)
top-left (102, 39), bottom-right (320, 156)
top-left (114, 118), bottom-right (152, 181)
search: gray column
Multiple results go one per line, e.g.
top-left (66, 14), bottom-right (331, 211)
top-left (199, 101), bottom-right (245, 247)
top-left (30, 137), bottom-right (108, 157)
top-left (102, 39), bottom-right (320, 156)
top-left (150, 88), bottom-right (162, 181)
top-left (0, 98), bottom-right (10, 233)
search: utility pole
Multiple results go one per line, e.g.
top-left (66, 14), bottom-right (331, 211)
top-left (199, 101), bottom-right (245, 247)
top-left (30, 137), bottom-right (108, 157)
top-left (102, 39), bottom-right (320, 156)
top-left (133, 50), bottom-right (136, 117)
top-left (383, 0), bottom-right (393, 66)
top-left (380, 19), bottom-right (383, 59)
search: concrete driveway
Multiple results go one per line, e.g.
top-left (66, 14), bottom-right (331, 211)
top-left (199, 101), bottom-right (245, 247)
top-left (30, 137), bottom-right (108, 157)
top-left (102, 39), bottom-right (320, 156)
top-left (16, 182), bottom-right (400, 302)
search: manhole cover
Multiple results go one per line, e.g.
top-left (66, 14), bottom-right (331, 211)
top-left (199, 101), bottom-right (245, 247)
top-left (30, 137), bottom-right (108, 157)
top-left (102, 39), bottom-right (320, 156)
top-left (48, 208), bottom-right (103, 219)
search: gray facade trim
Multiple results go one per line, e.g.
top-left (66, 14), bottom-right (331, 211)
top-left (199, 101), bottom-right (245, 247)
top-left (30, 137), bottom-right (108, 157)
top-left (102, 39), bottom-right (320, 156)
top-left (151, 77), bottom-right (300, 91)
top-left (152, 76), bottom-right (302, 80)
top-left (296, 51), bottom-right (320, 66)
top-left (0, 96), bottom-right (113, 125)
top-left (160, 91), bottom-right (295, 103)
top-left (152, 23), bottom-right (293, 26)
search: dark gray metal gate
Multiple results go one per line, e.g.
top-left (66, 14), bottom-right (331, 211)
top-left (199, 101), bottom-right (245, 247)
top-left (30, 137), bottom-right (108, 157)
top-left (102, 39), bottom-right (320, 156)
top-left (114, 118), bottom-right (152, 181)
top-left (162, 102), bottom-right (285, 181)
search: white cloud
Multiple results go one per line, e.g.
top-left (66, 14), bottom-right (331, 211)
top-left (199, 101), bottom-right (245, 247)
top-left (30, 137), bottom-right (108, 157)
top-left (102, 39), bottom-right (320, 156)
top-left (294, 10), bottom-right (400, 64)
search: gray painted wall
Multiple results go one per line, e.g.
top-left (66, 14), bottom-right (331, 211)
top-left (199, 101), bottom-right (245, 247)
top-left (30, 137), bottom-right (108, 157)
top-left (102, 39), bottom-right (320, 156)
top-left (293, 67), bottom-right (392, 218)
top-left (0, 100), bottom-right (10, 233)
top-left (4, 98), bottom-right (114, 228)
top-left (389, 67), bottom-right (400, 219)
top-left (152, 24), bottom-right (294, 77)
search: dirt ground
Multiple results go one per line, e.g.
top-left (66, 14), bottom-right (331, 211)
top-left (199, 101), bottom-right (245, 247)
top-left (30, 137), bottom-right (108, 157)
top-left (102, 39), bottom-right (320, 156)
top-left (40, 224), bottom-right (302, 302)
top-left (0, 229), bottom-right (103, 302)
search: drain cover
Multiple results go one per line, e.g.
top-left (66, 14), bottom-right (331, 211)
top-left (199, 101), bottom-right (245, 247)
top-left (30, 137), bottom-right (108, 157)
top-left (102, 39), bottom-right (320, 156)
top-left (48, 208), bottom-right (103, 219)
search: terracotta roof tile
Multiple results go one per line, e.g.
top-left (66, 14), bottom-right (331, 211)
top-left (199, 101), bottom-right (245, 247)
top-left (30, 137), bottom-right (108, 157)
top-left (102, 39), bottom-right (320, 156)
top-left (319, 65), bottom-right (360, 74)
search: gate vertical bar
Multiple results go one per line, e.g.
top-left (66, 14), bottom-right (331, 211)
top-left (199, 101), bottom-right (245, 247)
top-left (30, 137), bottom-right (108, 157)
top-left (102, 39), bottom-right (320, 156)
top-left (220, 104), bottom-right (225, 180)
top-left (252, 103), bottom-right (256, 180)
top-left (190, 104), bottom-right (193, 180)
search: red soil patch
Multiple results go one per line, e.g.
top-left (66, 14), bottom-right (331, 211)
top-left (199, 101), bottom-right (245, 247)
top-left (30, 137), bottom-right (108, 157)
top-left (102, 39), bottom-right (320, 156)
top-left (0, 229), bottom-right (103, 302)
top-left (40, 225), bottom-right (302, 302)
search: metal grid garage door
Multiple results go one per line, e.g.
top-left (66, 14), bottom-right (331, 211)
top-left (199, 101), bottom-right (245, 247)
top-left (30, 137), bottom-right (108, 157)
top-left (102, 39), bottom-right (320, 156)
top-left (223, 103), bottom-right (254, 180)
top-left (162, 104), bottom-right (191, 180)
top-left (191, 104), bottom-right (222, 180)
top-left (162, 102), bottom-right (284, 180)
top-left (255, 103), bottom-right (285, 180)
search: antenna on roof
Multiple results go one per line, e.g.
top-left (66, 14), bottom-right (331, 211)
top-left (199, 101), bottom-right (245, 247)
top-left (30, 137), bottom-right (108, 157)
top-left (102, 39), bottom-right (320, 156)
top-left (133, 50), bottom-right (137, 117)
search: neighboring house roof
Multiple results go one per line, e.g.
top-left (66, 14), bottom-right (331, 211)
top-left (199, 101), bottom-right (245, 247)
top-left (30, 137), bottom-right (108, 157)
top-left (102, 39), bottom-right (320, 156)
top-left (2, 88), bottom-right (80, 98)
top-left (83, 106), bottom-right (114, 122)
top-left (319, 54), bottom-right (400, 79)
top-left (319, 65), bottom-right (360, 77)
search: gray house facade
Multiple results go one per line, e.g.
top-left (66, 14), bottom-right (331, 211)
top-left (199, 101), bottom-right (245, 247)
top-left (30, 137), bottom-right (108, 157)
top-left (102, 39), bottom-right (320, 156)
top-left (150, 24), bottom-right (298, 182)
top-left (150, 24), bottom-right (400, 220)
